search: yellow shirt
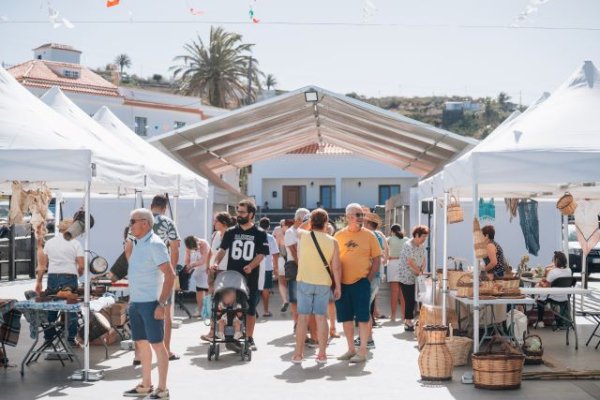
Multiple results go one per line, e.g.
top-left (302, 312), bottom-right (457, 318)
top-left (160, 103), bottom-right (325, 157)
top-left (297, 230), bottom-right (335, 286)
top-left (335, 227), bottom-right (382, 284)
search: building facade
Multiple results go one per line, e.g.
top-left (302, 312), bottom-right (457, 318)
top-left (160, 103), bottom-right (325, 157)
top-left (248, 144), bottom-right (418, 210)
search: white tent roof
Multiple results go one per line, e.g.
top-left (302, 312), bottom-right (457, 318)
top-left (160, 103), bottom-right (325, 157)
top-left (439, 61), bottom-right (600, 198)
top-left (93, 106), bottom-right (209, 198)
top-left (0, 66), bottom-right (143, 193)
top-left (149, 85), bottom-right (478, 178)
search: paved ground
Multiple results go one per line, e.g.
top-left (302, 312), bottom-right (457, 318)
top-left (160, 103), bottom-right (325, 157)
top-left (1, 279), bottom-right (600, 400)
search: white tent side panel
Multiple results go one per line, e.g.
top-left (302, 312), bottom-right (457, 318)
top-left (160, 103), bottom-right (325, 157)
top-left (0, 149), bottom-right (91, 183)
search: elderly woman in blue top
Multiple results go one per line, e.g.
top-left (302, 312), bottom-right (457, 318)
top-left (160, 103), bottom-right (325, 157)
top-left (123, 208), bottom-right (175, 400)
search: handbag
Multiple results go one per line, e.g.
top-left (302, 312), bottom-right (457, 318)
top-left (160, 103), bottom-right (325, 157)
top-left (310, 231), bottom-right (335, 290)
top-left (284, 260), bottom-right (298, 281)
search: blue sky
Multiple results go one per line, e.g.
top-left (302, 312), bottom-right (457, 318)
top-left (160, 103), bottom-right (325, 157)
top-left (1, 0), bottom-right (598, 104)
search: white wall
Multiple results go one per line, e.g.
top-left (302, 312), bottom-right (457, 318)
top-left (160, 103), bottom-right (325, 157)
top-left (249, 154), bottom-right (418, 208)
top-left (62, 195), bottom-right (208, 267)
top-left (408, 197), bottom-right (561, 271)
top-left (34, 48), bottom-right (80, 64)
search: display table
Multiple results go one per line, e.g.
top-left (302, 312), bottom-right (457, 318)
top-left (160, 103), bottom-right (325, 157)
top-left (0, 299), bottom-right (21, 367)
top-left (14, 300), bottom-right (81, 376)
top-left (449, 291), bottom-right (535, 345)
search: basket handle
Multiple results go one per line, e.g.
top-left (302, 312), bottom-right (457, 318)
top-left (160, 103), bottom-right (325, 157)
top-left (449, 195), bottom-right (459, 206)
top-left (449, 323), bottom-right (454, 339)
top-left (524, 334), bottom-right (542, 346)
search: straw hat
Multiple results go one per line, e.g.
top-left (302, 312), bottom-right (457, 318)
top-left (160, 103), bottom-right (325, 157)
top-left (363, 212), bottom-right (382, 226)
top-left (58, 218), bottom-right (74, 233)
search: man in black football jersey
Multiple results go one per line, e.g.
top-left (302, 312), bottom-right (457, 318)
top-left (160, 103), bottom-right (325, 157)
top-left (211, 199), bottom-right (269, 351)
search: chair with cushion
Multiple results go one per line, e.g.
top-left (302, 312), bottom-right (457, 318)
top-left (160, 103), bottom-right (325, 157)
top-left (545, 277), bottom-right (577, 348)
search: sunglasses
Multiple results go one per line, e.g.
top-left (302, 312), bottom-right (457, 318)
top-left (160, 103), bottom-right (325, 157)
top-left (129, 219), bottom-right (146, 226)
top-left (349, 213), bottom-right (365, 218)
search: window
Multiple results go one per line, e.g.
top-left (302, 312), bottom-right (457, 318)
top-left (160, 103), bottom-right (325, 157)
top-left (63, 70), bottom-right (79, 79)
top-left (378, 185), bottom-right (400, 204)
top-left (174, 121), bottom-right (186, 129)
top-left (134, 116), bottom-right (147, 136)
top-left (319, 185), bottom-right (336, 209)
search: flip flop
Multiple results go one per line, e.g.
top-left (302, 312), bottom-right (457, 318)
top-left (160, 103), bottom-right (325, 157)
top-left (263, 312), bottom-right (273, 317)
top-left (291, 355), bottom-right (304, 364)
top-left (168, 353), bottom-right (180, 361)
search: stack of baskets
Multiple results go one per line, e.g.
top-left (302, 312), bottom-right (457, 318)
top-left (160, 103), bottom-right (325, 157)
top-left (473, 217), bottom-right (488, 259)
top-left (472, 337), bottom-right (525, 390)
top-left (436, 269), bottom-right (470, 291)
top-left (445, 324), bottom-right (472, 366)
top-left (456, 275), bottom-right (474, 297)
top-left (556, 192), bottom-right (577, 216)
top-left (418, 325), bottom-right (453, 381)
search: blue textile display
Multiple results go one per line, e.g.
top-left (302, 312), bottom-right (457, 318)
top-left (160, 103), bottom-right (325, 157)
top-left (518, 200), bottom-right (540, 256)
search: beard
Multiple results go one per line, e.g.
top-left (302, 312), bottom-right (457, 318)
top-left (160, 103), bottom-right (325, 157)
top-left (237, 216), bottom-right (249, 225)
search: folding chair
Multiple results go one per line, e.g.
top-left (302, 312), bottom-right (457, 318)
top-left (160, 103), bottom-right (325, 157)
top-left (536, 276), bottom-right (578, 348)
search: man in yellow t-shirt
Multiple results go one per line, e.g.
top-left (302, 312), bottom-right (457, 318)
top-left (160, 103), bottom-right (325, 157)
top-left (334, 203), bottom-right (381, 363)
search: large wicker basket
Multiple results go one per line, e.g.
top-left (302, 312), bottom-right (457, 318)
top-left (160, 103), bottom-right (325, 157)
top-left (522, 334), bottom-right (543, 365)
top-left (416, 306), bottom-right (458, 349)
top-left (418, 325), bottom-right (453, 381)
top-left (456, 275), bottom-right (473, 297)
top-left (437, 269), bottom-right (470, 290)
top-left (445, 324), bottom-right (472, 366)
top-left (447, 195), bottom-right (464, 224)
top-left (473, 218), bottom-right (488, 259)
top-left (472, 337), bottom-right (525, 390)
top-left (556, 192), bottom-right (577, 216)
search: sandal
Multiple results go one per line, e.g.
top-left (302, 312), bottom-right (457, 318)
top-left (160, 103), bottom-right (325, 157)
top-left (200, 334), bottom-right (214, 342)
top-left (291, 354), bottom-right (304, 364)
top-left (263, 312), bottom-right (273, 317)
top-left (329, 330), bottom-right (340, 339)
top-left (168, 353), bottom-right (180, 361)
top-left (316, 354), bottom-right (328, 364)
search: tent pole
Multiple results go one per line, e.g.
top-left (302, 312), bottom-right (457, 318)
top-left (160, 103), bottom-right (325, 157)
top-left (431, 197), bottom-right (437, 304)
top-left (418, 198), bottom-right (422, 225)
top-left (472, 183), bottom-right (480, 354)
top-left (204, 197), bottom-right (209, 240)
top-left (442, 191), bottom-right (448, 326)
top-left (83, 181), bottom-right (91, 380)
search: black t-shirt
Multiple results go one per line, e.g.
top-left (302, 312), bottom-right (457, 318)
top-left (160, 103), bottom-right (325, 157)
top-left (220, 224), bottom-right (269, 287)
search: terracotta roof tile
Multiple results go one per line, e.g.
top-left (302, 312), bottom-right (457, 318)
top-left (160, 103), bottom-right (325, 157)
top-left (288, 143), bottom-right (352, 155)
top-left (8, 60), bottom-right (119, 97)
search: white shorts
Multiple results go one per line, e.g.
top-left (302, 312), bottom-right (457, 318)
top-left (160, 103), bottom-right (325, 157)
top-left (387, 259), bottom-right (402, 282)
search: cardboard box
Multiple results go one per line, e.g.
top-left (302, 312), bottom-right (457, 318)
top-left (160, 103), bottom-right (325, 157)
top-left (110, 313), bottom-right (127, 327)
top-left (91, 328), bottom-right (119, 346)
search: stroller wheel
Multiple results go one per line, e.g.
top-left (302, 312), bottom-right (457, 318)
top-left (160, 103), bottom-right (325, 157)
top-left (215, 344), bottom-right (220, 361)
top-left (208, 344), bottom-right (215, 361)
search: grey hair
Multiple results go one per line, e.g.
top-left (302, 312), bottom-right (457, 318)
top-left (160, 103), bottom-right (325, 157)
top-left (294, 208), bottom-right (310, 221)
top-left (130, 208), bottom-right (154, 226)
top-left (345, 203), bottom-right (362, 215)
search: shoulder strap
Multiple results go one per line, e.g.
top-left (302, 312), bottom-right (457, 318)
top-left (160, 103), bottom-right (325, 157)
top-left (311, 231), bottom-right (330, 269)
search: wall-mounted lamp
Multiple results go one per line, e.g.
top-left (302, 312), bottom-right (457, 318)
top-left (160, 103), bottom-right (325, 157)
top-left (304, 90), bottom-right (318, 102)
top-left (310, 181), bottom-right (314, 187)
top-left (358, 181), bottom-right (362, 188)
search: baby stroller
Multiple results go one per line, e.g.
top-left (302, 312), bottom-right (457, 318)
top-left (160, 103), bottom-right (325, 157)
top-left (208, 270), bottom-right (252, 361)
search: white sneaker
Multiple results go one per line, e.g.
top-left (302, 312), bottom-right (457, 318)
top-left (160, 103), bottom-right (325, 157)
top-left (233, 331), bottom-right (243, 340)
top-left (536, 321), bottom-right (545, 328)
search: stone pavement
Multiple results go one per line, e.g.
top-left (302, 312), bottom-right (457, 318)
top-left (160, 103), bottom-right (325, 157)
top-left (1, 279), bottom-right (599, 400)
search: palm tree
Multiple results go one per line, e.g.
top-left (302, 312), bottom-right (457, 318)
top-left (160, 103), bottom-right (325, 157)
top-left (114, 54), bottom-right (131, 75)
top-left (171, 26), bottom-right (264, 108)
top-left (265, 74), bottom-right (277, 91)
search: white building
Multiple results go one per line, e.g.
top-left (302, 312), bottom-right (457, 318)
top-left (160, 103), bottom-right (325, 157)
top-left (248, 143), bottom-right (419, 210)
top-left (9, 43), bottom-right (228, 137)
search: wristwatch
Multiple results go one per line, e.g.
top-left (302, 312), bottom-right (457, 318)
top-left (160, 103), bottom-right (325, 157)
top-left (158, 301), bottom-right (168, 307)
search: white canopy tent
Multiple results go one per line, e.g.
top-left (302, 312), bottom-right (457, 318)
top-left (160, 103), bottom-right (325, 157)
top-left (149, 85), bottom-right (478, 179)
top-left (0, 66), bottom-right (153, 381)
top-left (419, 61), bottom-right (600, 353)
top-left (92, 106), bottom-right (208, 198)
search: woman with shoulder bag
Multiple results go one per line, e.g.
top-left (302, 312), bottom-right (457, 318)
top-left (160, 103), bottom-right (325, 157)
top-left (291, 209), bottom-right (341, 365)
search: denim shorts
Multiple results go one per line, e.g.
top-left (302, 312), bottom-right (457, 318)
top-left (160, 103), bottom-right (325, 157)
top-left (287, 280), bottom-right (297, 304)
top-left (335, 278), bottom-right (370, 323)
top-left (297, 281), bottom-right (330, 315)
top-left (129, 301), bottom-right (164, 344)
top-left (263, 271), bottom-right (273, 290)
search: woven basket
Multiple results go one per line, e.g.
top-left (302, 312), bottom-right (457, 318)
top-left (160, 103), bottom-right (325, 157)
top-left (417, 306), bottom-right (458, 349)
top-left (456, 275), bottom-right (473, 297)
top-left (415, 320), bottom-right (426, 350)
top-left (437, 269), bottom-right (470, 290)
top-left (445, 324), bottom-right (472, 366)
top-left (479, 280), bottom-right (495, 295)
top-left (473, 218), bottom-right (488, 259)
top-left (556, 192), bottom-right (577, 216)
top-left (522, 334), bottom-right (543, 365)
top-left (472, 337), bottom-right (525, 390)
top-left (496, 276), bottom-right (520, 290)
top-left (418, 325), bottom-right (453, 381)
top-left (447, 195), bottom-right (464, 224)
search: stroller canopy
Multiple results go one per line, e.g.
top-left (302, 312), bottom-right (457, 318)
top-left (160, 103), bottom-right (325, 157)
top-left (214, 270), bottom-right (249, 297)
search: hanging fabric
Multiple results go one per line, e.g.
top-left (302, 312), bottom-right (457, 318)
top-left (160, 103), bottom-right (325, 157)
top-left (479, 198), bottom-right (496, 222)
top-left (504, 198), bottom-right (519, 222)
top-left (573, 199), bottom-right (600, 259)
top-left (518, 200), bottom-right (540, 256)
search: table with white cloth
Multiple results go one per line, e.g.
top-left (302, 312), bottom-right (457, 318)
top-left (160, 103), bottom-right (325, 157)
top-left (449, 291), bottom-right (536, 346)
